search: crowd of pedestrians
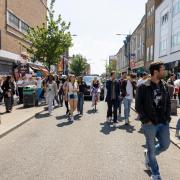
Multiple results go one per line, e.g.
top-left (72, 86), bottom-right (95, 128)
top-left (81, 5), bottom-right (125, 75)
top-left (0, 73), bottom-right (102, 122)
top-left (105, 61), bottom-right (179, 180)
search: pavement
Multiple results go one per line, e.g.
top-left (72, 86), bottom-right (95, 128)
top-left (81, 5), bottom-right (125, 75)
top-left (0, 104), bottom-right (45, 138)
top-left (0, 101), bottom-right (179, 180)
top-left (131, 101), bottom-right (180, 149)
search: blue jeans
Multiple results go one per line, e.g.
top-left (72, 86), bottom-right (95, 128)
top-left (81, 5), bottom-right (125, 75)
top-left (143, 123), bottom-right (170, 176)
top-left (37, 88), bottom-right (42, 102)
top-left (123, 98), bottom-right (132, 120)
top-left (77, 93), bottom-right (84, 114)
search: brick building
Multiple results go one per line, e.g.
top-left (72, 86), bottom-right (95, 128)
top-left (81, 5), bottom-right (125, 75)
top-left (130, 15), bottom-right (146, 75)
top-left (0, 0), bottom-right (47, 75)
top-left (144, 0), bottom-right (162, 70)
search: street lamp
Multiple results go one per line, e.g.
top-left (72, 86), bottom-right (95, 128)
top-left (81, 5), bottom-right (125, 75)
top-left (116, 33), bottom-right (131, 74)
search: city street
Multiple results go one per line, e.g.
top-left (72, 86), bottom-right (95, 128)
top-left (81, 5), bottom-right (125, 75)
top-left (0, 101), bottom-right (180, 180)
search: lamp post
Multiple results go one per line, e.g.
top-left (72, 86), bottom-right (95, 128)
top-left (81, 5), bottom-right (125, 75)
top-left (116, 33), bottom-right (131, 74)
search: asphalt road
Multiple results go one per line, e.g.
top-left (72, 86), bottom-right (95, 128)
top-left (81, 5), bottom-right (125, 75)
top-left (0, 101), bottom-right (179, 180)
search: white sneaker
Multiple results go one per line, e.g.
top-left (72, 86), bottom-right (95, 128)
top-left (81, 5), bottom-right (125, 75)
top-left (113, 122), bottom-right (118, 128)
top-left (71, 116), bottom-right (74, 122)
top-left (144, 149), bottom-right (150, 171)
top-left (151, 175), bottom-right (162, 180)
top-left (106, 117), bottom-right (112, 123)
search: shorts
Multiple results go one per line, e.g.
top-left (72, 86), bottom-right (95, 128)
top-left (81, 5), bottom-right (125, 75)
top-left (68, 93), bottom-right (78, 100)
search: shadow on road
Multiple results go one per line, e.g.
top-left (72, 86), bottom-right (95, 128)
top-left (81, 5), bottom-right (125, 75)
top-left (86, 109), bottom-right (98, 114)
top-left (56, 115), bottom-right (67, 120)
top-left (100, 122), bottom-right (116, 135)
top-left (57, 121), bottom-right (73, 127)
top-left (118, 124), bottom-right (136, 133)
top-left (35, 112), bottom-right (50, 119)
top-left (74, 114), bottom-right (81, 121)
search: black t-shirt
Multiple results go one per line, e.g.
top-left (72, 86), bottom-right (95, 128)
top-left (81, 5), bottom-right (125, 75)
top-left (151, 81), bottom-right (164, 124)
top-left (78, 82), bottom-right (86, 93)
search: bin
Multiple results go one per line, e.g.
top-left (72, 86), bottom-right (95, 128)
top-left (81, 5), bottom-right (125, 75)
top-left (23, 85), bottom-right (37, 108)
top-left (171, 99), bottom-right (177, 116)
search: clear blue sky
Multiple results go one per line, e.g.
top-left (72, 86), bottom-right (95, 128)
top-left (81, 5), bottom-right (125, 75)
top-left (53, 0), bottom-right (147, 74)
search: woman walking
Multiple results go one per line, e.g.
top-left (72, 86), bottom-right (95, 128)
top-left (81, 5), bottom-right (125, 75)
top-left (63, 76), bottom-right (70, 115)
top-left (91, 77), bottom-right (100, 108)
top-left (2, 76), bottom-right (15, 113)
top-left (67, 75), bottom-right (79, 122)
top-left (46, 75), bottom-right (58, 115)
top-left (77, 76), bottom-right (86, 115)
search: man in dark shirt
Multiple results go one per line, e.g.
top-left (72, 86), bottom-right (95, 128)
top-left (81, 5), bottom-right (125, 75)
top-left (136, 61), bottom-right (171, 180)
top-left (105, 71), bottom-right (120, 127)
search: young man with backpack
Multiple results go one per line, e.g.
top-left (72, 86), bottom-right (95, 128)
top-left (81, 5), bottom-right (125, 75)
top-left (135, 61), bottom-right (171, 180)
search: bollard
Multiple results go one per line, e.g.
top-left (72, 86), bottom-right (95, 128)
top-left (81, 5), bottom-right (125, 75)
top-left (171, 99), bottom-right (177, 116)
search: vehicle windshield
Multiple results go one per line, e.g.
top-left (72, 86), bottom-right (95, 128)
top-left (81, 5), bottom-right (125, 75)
top-left (83, 76), bottom-right (101, 86)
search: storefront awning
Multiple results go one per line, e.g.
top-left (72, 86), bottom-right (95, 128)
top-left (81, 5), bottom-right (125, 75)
top-left (0, 50), bottom-right (21, 62)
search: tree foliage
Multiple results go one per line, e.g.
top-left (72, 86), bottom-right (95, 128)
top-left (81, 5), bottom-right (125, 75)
top-left (69, 54), bottom-right (87, 76)
top-left (22, 0), bottom-right (72, 71)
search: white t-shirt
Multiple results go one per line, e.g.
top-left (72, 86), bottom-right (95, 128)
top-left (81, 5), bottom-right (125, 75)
top-left (37, 79), bottom-right (42, 89)
top-left (125, 80), bottom-right (133, 100)
top-left (68, 82), bottom-right (78, 94)
top-left (174, 79), bottom-right (180, 87)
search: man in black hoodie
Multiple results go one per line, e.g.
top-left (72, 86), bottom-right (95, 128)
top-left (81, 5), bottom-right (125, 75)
top-left (136, 61), bottom-right (171, 180)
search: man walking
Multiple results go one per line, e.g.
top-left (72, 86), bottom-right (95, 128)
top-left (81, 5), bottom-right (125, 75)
top-left (105, 71), bottom-right (120, 127)
top-left (119, 72), bottom-right (127, 117)
top-left (136, 61), bottom-right (171, 180)
top-left (121, 73), bottom-right (136, 125)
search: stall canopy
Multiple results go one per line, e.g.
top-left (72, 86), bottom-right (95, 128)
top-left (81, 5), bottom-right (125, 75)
top-left (29, 63), bottom-right (49, 76)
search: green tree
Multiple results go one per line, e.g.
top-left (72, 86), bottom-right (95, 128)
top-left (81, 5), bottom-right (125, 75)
top-left (22, 0), bottom-right (72, 72)
top-left (70, 54), bottom-right (87, 76)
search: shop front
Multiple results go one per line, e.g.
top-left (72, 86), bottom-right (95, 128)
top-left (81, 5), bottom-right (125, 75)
top-left (0, 50), bottom-right (21, 76)
top-left (164, 60), bottom-right (180, 79)
top-left (131, 60), bottom-right (145, 76)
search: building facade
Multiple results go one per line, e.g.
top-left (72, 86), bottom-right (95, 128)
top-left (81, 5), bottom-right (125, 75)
top-left (145, 0), bottom-right (162, 70)
top-left (154, 0), bottom-right (180, 74)
top-left (116, 44), bottom-right (128, 74)
top-left (0, 0), bottom-right (47, 75)
top-left (130, 16), bottom-right (146, 74)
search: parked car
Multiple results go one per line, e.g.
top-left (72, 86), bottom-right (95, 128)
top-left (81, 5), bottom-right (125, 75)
top-left (83, 75), bottom-right (104, 100)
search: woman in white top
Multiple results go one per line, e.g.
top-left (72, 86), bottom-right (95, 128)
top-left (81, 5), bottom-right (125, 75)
top-left (67, 75), bottom-right (79, 122)
top-left (46, 75), bottom-right (58, 115)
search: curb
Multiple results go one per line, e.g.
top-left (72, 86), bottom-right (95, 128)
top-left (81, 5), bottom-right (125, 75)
top-left (0, 109), bottom-right (45, 139)
top-left (130, 106), bottom-right (180, 149)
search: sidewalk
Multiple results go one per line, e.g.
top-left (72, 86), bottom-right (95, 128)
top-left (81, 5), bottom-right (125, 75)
top-left (131, 102), bottom-right (180, 149)
top-left (0, 104), bottom-right (45, 138)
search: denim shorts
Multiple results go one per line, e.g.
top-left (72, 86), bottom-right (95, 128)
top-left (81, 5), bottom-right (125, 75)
top-left (68, 93), bottom-right (78, 100)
